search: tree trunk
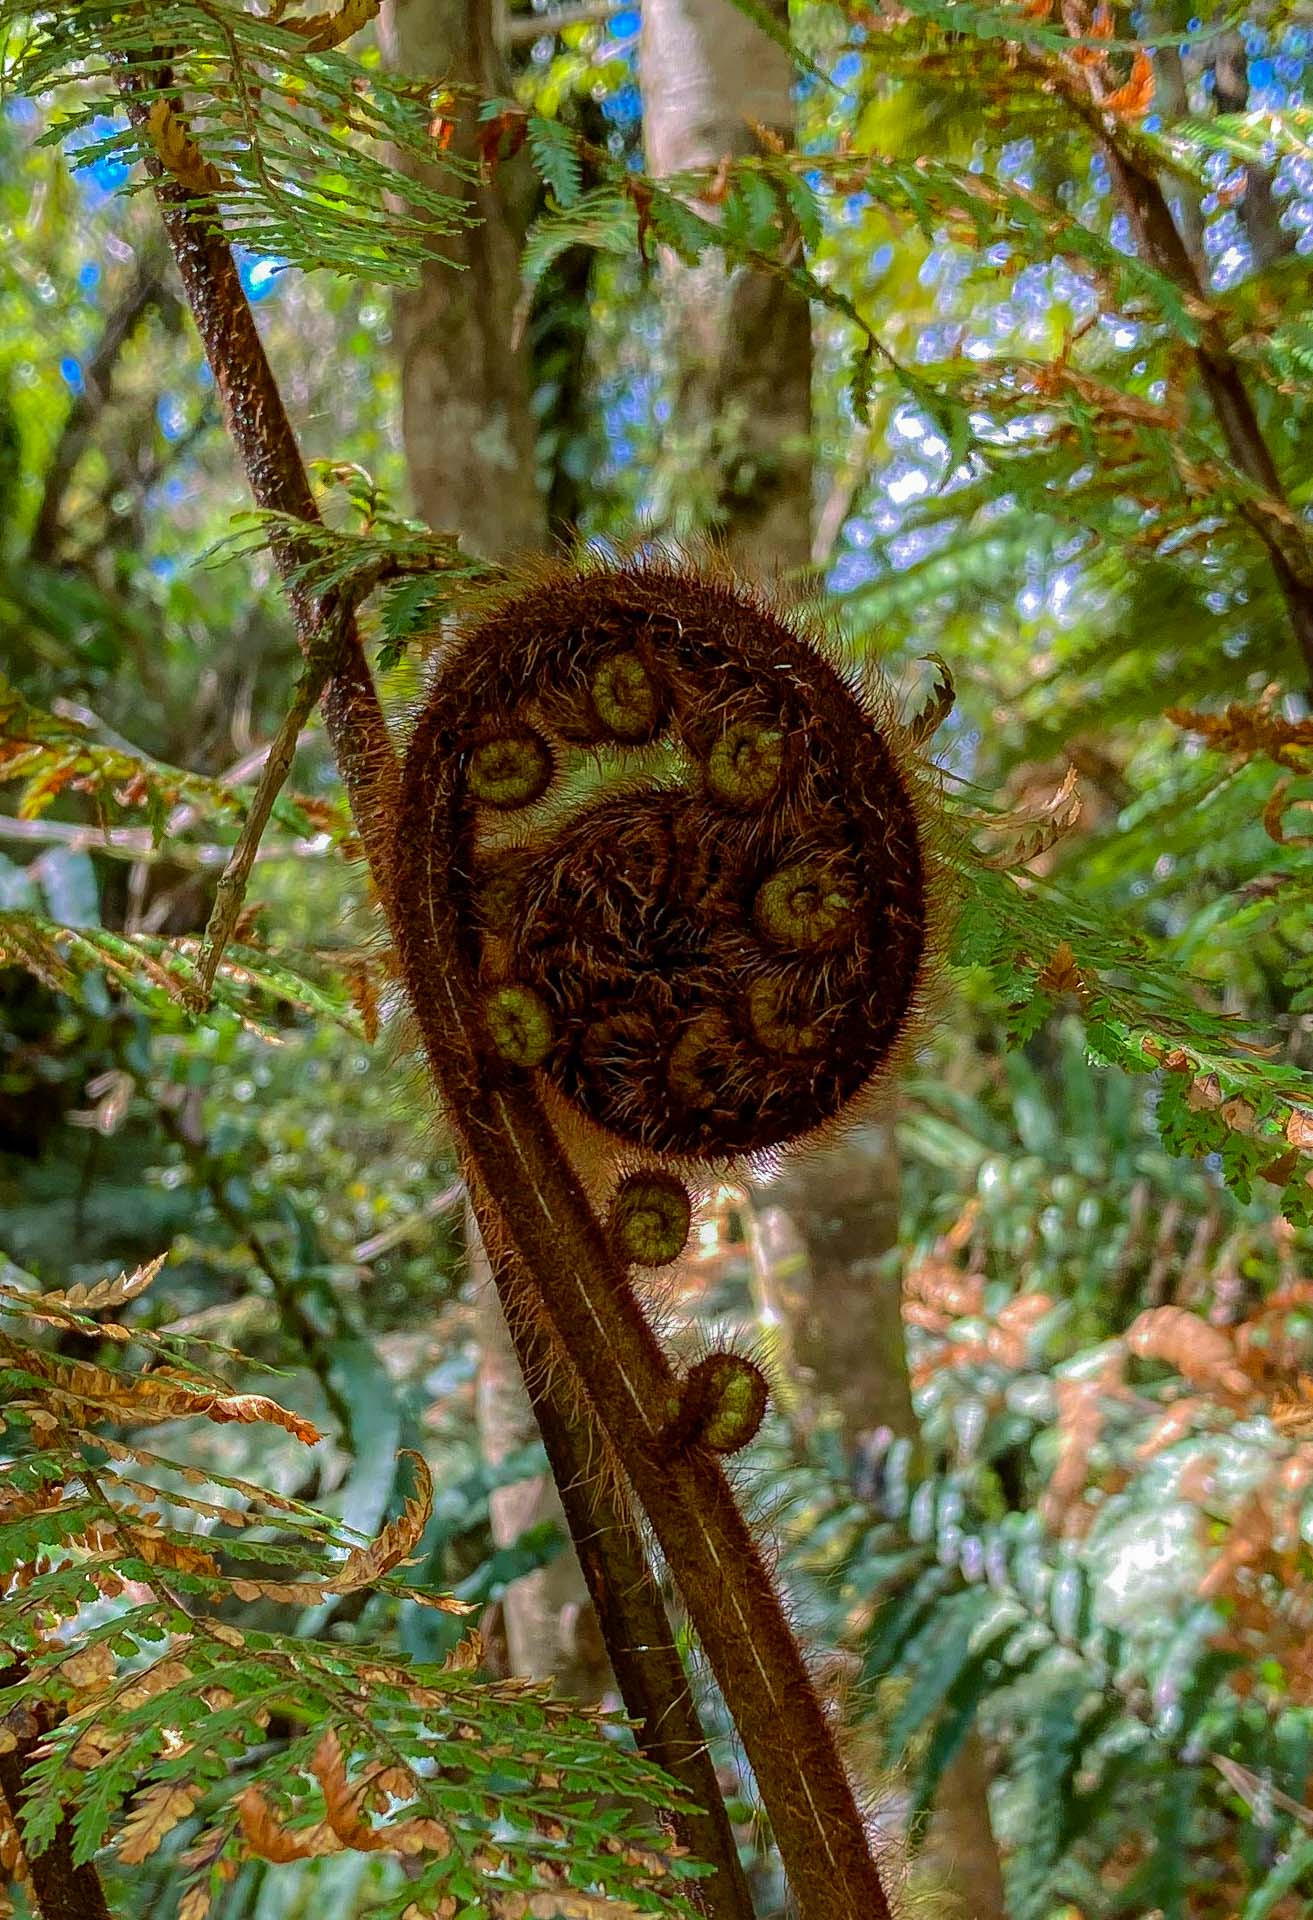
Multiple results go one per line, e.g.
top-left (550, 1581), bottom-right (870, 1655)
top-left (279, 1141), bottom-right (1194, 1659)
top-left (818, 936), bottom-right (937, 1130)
top-left (1212, 31), bottom-right (1288, 274)
top-left (384, 0), bottom-right (542, 561)
top-left (761, 1155), bottom-right (1008, 1917)
top-left (383, 0), bottom-right (603, 1699)
top-left (640, 4), bottom-right (1006, 1910)
top-left (640, 0), bottom-right (812, 575)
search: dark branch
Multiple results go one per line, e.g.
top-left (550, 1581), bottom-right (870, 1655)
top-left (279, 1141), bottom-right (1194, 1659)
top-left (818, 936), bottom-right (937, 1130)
top-left (0, 1664), bottom-right (112, 1920)
top-left (28, 259), bottom-right (171, 566)
top-left (1094, 118), bottom-right (1313, 686)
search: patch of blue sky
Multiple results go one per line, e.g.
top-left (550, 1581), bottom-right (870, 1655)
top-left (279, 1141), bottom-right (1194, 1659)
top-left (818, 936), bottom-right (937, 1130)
top-left (885, 463), bottom-right (930, 507)
top-left (77, 261), bottom-right (101, 298)
top-left (157, 395), bottom-right (190, 441)
top-left (59, 356), bottom-right (84, 396)
top-left (1202, 147), bottom-right (1233, 188)
top-left (66, 116), bottom-right (134, 204)
top-left (1205, 206), bottom-right (1243, 254)
top-left (604, 381), bottom-right (651, 434)
top-left (236, 251), bottom-right (286, 304)
top-left (1013, 262), bottom-right (1054, 312)
top-left (887, 522), bottom-right (953, 570)
top-left (914, 325), bottom-right (959, 364)
top-left (1049, 564), bottom-right (1080, 618)
top-left (1050, 258), bottom-right (1099, 316)
top-left (887, 409), bottom-right (949, 469)
top-left (827, 548), bottom-right (877, 594)
top-left (1284, 198), bottom-right (1313, 248)
top-left (602, 83), bottom-right (640, 128)
top-left (1098, 311), bottom-right (1141, 351)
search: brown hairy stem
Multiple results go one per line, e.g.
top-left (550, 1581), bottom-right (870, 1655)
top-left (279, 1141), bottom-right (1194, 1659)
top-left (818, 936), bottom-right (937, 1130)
top-left (493, 1271), bottom-right (755, 1920)
top-left (400, 947), bottom-right (896, 1920)
top-left (390, 560), bottom-right (923, 1920)
top-left (0, 1664), bottom-right (112, 1920)
top-left (117, 66), bottom-right (398, 875)
top-left (118, 67), bottom-right (751, 1914)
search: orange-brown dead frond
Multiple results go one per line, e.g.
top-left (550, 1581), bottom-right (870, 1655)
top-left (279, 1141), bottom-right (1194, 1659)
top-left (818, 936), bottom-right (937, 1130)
top-left (1126, 1306), bottom-right (1252, 1400)
top-left (1167, 694), bottom-right (1313, 769)
top-left (1103, 48), bottom-right (1155, 118)
top-left (118, 1783), bottom-right (202, 1866)
top-left (1271, 1376), bottom-right (1313, 1440)
top-left (903, 1256), bottom-right (985, 1321)
top-left (1041, 1351), bottom-right (1125, 1532)
top-left (275, 0), bottom-right (381, 50)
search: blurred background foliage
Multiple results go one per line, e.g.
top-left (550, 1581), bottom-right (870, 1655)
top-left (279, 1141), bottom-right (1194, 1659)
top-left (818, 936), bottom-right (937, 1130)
top-left (6, 0), bottom-right (1313, 1914)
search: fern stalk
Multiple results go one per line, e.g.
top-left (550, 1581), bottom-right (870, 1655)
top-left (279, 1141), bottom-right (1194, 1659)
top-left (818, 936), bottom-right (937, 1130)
top-left (496, 1272), bottom-right (756, 1920)
top-left (385, 552), bottom-right (930, 1920)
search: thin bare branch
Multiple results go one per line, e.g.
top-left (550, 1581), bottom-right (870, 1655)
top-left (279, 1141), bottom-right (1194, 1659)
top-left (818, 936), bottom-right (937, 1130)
top-left (0, 812), bottom-right (330, 869)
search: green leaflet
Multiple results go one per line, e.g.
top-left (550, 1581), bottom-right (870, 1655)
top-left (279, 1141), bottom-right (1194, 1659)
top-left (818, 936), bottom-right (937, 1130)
top-left (0, 4), bottom-right (477, 285)
top-left (0, 910), bottom-right (367, 1037)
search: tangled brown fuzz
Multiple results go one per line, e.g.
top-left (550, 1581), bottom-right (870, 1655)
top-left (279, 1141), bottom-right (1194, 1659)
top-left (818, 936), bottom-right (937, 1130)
top-left (401, 554), bottom-right (931, 1165)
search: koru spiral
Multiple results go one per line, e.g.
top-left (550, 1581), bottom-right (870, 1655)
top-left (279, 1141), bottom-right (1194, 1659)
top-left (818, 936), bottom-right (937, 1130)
top-left (394, 553), bottom-right (932, 1182)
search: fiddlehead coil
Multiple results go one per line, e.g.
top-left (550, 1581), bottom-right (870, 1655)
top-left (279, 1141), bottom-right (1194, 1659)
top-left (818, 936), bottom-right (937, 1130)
top-left (402, 552), bottom-right (930, 1165)
top-left (390, 552), bottom-right (933, 1920)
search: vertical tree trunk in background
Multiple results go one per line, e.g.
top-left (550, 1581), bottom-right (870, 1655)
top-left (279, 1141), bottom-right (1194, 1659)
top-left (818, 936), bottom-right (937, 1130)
top-left (1212, 32), bottom-right (1287, 274)
top-left (468, 1223), bottom-right (610, 1691)
top-left (640, 4), bottom-right (1005, 1910)
top-left (383, 0), bottom-right (606, 1700)
top-left (385, 0), bottom-right (541, 559)
top-left (640, 0), bottom-right (811, 574)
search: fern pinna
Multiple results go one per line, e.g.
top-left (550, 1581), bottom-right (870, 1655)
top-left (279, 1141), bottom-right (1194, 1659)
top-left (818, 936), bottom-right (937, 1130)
top-left (0, 1260), bottom-right (699, 1920)
top-left (390, 552), bottom-right (937, 1920)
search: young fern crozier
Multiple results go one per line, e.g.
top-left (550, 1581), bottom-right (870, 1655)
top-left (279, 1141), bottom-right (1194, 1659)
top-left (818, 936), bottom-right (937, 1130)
top-left (391, 554), bottom-right (935, 1920)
